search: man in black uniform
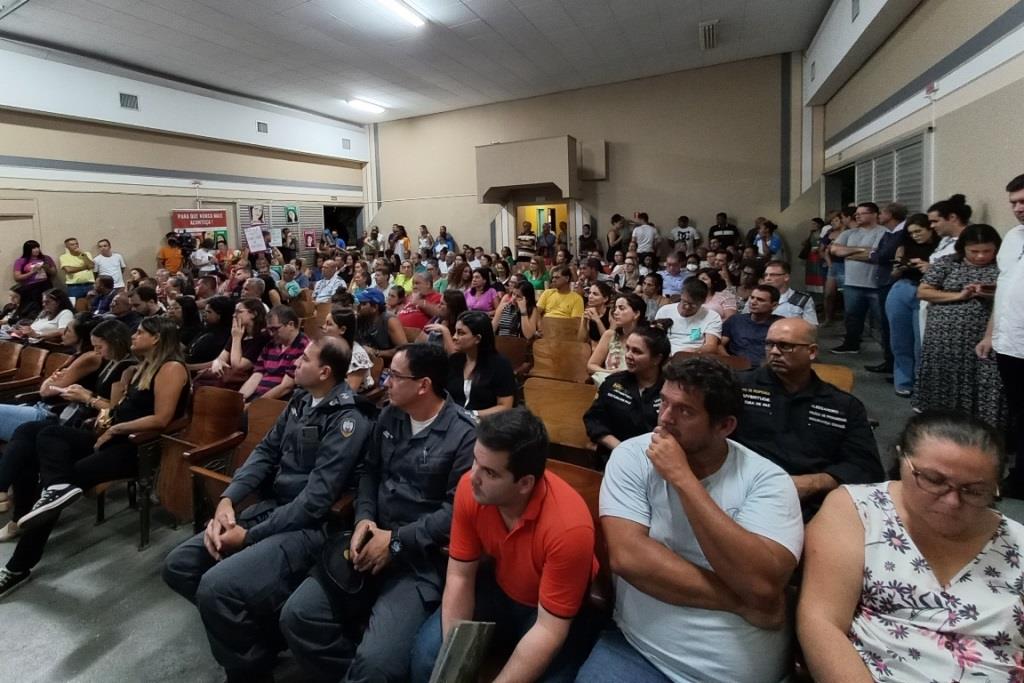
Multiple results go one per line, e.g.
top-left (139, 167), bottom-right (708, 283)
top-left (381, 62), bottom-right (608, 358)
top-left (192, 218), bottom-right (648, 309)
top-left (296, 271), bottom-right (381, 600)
top-left (163, 336), bottom-right (373, 683)
top-left (732, 318), bottom-right (882, 518)
top-left (280, 343), bottom-right (477, 682)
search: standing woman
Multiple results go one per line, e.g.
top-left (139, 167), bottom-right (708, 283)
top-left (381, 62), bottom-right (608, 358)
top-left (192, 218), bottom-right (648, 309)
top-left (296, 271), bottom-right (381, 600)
top-left (578, 223), bottom-right (599, 256)
top-left (821, 209), bottom-right (850, 325)
top-left (417, 225), bottom-right (434, 253)
top-left (444, 311), bottom-right (515, 419)
top-left (578, 281), bottom-right (613, 343)
top-left (885, 214), bottom-right (939, 398)
top-left (587, 293), bottom-right (645, 385)
top-left (491, 280), bottom-right (539, 339)
top-left (12, 240), bottom-right (57, 310)
top-left (606, 214), bottom-right (625, 263)
top-left (3, 317), bottom-right (189, 586)
top-left (465, 268), bottom-right (499, 313)
top-left (393, 226), bottom-right (412, 261)
top-left (321, 306), bottom-right (375, 393)
top-left (914, 224), bottom-right (1006, 428)
top-left (523, 255), bottom-right (550, 292)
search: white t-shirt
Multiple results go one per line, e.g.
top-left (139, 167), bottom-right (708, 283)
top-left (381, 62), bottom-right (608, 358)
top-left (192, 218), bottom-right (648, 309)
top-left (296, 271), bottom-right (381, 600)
top-left (601, 435), bottom-right (803, 683)
top-left (992, 225), bottom-right (1024, 358)
top-left (31, 308), bottom-right (74, 335)
top-left (655, 303), bottom-right (722, 354)
top-left (634, 224), bottom-right (658, 253)
top-left (93, 253), bottom-right (127, 288)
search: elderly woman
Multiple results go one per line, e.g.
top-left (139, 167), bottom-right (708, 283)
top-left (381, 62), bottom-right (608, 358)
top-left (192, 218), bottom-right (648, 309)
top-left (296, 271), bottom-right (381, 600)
top-left (798, 411), bottom-right (1021, 682)
top-left (16, 289), bottom-right (74, 342)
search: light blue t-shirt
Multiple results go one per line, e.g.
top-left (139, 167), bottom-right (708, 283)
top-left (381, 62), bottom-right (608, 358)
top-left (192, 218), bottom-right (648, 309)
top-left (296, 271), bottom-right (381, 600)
top-left (600, 434), bottom-right (804, 683)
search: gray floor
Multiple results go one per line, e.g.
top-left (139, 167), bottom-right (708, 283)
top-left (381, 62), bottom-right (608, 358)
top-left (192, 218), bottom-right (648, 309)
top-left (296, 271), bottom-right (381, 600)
top-left (1, 323), bottom-right (1020, 682)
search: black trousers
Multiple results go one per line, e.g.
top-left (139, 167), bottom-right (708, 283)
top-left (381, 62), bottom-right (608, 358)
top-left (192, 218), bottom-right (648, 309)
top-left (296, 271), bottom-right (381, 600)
top-left (4, 422), bottom-right (137, 573)
top-left (997, 353), bottom-right (1024, 488)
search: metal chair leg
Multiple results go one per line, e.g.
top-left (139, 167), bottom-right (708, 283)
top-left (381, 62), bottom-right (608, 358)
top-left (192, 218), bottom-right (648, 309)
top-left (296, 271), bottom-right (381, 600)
top-left (95, 491), bottom-right (106, 525)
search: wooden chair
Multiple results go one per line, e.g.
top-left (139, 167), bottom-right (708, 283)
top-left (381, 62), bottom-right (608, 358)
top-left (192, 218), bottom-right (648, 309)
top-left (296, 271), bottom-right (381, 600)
top-left (74, 297), bottom-right (90, 313)
top-left (495, 335), bottom-right (530, 375)
top-left (315, 301), bottom-right (333, 322)
top-left (188, 397), bottom-right (288, 531)
top-left (0, 350), bottom-right (68, 399)
top-left (671, 350), bottom-right (752, 372)
top-left (0, 340), bottom-right (22, 379)
top-left (524, 378), bottom-right (597, 465)
top-left (0, 345), bottom-right (48, 396)
top-left (545, 460), bottom-right (612, 612)
top-left (529, 339), bottom-right (591, 384)
top-left (302, 316), bottom-right (322, 341)
top-left (812, 363), bottom-right (855, 393)
top-left (539, 316), bottom-right (581, 341)
top-left (292, 298), bottom-right (316, 319)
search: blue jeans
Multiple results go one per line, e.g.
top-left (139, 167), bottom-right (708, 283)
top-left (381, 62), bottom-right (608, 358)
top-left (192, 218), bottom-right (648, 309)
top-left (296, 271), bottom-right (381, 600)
top-left (841, 285), bottom-right (882, 349)
top-left (575, 627), bottom-right (670, 683)
top-left (0, 402), bottom-right (54, 442)
top-left (410, 569), bottom-right (599, 683)
top-left (66, 283), bottom-right (92, 299)
top-left (885, 279), bottom-right (921, 391)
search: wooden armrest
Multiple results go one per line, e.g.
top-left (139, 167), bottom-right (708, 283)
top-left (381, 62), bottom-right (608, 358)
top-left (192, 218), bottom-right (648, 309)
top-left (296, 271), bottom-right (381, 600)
top-left (0, 368), bottom-right (18, 380)
top-left (127, 416), bottom-right (191, 445)
top-left (0, 376), bottom-right (44, 393)
top-left (189, 465), bottom-right (232, 485)
top-left (183, 431), bottom-right (246, 464)
top-left (330, 492), bottom-right (355, 516)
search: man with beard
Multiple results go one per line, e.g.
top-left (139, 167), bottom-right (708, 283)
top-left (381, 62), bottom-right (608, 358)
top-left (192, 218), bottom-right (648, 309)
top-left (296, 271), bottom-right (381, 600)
top-left (732, 319), bottom-right (882, 519)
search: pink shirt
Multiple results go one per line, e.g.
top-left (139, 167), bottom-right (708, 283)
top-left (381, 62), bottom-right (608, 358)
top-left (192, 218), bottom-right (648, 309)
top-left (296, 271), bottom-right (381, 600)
top-left (465, 287), bottom-right (498, 312)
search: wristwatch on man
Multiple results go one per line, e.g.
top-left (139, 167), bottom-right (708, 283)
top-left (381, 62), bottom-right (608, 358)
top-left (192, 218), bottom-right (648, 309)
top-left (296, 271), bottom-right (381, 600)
top-left (389, 535), bottom-right (402, 558)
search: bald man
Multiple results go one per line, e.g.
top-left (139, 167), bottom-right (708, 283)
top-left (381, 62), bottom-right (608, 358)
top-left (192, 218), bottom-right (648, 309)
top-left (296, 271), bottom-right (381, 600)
top-left (732, 319), bottom-right (882, 518)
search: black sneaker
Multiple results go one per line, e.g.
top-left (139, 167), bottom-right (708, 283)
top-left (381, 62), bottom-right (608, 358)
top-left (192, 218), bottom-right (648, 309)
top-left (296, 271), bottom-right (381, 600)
top-left (865, 363), bottom-right (893, 373)
top-left (0, 568), bottom-right (30, 599)
top-left (17, 485), bottom-right (83, 531)
top-left (831, 344), bottom-right (860, 355)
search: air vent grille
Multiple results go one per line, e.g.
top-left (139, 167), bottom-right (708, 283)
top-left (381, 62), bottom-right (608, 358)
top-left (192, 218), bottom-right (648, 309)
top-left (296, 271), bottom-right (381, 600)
top-left (342, 138), bottom-right (352, 150)
top-left (698, 20), bottom-right (718, 50)
top-left (119, 92), bottom-right (139, 110)
top-left (256, 121), bottom-right (269, 134)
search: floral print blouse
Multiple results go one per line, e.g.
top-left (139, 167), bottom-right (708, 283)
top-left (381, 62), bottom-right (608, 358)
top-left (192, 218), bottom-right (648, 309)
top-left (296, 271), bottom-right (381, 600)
top-left (846, 483), bottom-right (1024, 682)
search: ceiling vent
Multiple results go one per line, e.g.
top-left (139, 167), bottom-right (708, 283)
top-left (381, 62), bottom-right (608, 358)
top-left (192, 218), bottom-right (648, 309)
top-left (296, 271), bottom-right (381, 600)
top-left (698, 20), bottom-right (719, 50)
top-left (342, 138), bottom-right (352, 150)
top-left (256, 121), bottom-right (269, 134)
top-left (119, 92), bottom-right (139, 110)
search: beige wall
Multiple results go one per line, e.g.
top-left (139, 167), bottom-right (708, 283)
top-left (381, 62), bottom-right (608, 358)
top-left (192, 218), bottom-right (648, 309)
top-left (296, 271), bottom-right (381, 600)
top-left (371, 55), bottom-right (785, 248)
top-left (824, 0), bottom-right (1017, 135)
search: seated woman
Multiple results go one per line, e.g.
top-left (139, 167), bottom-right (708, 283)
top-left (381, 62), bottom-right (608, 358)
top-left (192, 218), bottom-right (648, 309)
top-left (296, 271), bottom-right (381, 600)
top-left (696, 267), bottom-right (737, 320)
top-left (640, 272), bottom-right (671, 322)
top-left (321, 306), bottom-right (375, 393)
top-left (397, 273), bottom-right (442, 330)
top-left (419, 289), bottom-right (468, 353)
top-left (578, 280), bottom-right (614, 344)
top-left (587, 293), bottom-right (645, 385)
top-left (491, 280), bottom-right (539, 339)
top-left (194, 298), bottom-right (268, 390)
top-left (798, 411), bottom-right (1020, 682)
top-left (614, 254), bottom-right (641, 292)
top-left (167, 296), bottom-right (202, 347)
top-left (0, 318), bottom-right (134, 538)
top-left (386, 285), bottom-right (406, 317)
top-left (583, 323), bottom-right (669, 464)
top-left (0, 316), bottom-right (189, 591)
top-left (465, 268), bottom-right (499, 313)
top-left (15, 289), bottom-right (74, 342)
top-left (0, 287), bottom-right (40, 329)
top-left (185, 296), bottom-right (234, 367)
top-left (439, 311), bottom-right (515, 419)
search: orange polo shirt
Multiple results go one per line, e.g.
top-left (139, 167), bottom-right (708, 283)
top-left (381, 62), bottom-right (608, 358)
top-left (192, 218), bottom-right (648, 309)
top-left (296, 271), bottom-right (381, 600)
top-left (157, 246), bottom-right (184, 273)
top-left (449, 470), bottom-right (597, 618)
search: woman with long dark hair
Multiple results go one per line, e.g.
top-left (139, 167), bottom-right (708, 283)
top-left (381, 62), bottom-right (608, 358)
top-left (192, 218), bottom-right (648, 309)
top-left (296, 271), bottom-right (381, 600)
top-left (444, 311), bottom-right (515, 419)
top-left (12, 240), bottom-right (56, 309)
top-left (588, 293), bottom-right (645, 385)
top-left (578, 281), bottom-right (614, 343)
top-left (167, 296), bottom-right (203, 347)
top-left (321, 306), bottom-right (375, 392)
top-left (0, 317), bottom-right (189, 588)
top-left (491, 280), bottom-right (539, 339)
top-left (195, 298), bottom-right (268, 389)
top-left (420, 289), bottom-right (468, 351)
top-left (186, 295), bottom-right (234, 366)
top-left (465, 267), bottom-right (499, 313)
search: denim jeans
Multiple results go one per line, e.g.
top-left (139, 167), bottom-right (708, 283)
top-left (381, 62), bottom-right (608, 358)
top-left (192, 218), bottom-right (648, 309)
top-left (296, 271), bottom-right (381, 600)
top-left (885, 279), bottom-right (921, 392)
top-left (574, 627), bottom-right (671, 683)
top-left (66, 283), bottom-right (93, 299)
top-left (0, 402), bottom-right (54, 442)
top-left (841, 285), bottom-right (882, 349)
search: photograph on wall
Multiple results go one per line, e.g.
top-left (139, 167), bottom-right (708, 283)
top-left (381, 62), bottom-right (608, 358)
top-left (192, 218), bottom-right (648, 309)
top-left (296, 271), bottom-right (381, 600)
top-left (285, 205), bottom-right (299, 223)
top-left (249, 205), bottom-right (265, 226)
top-left (302, 228), bottom-right (318, 249)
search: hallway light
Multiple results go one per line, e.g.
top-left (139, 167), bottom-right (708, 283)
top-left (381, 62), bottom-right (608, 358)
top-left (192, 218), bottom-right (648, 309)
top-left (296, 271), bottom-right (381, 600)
top-left (374, 0), bottom-right (425, 28)
top-left (347, 99), bottom-right (386, 114)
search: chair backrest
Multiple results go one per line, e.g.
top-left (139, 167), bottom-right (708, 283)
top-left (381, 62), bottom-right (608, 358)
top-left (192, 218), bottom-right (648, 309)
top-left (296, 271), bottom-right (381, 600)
top-left (523, 377), bottom-right (596, 450)
top-left (74, 297), bottom-right (90, 312)
top-left (179, 386), bottom-right (246, 445)
top-left (812, 363), bottom-right (855, 393)
top-left (292, 298), bottom-right (316, 319)
top-left (315, 301), bottom-right (333, 322)
top-left (529, 339), bottom-right (591, 383)
top-left (302, 316), bottom-right (322, 342)
top-left (369, 356), bottom-right (384, 385)
top-left (230, 397), bottom-right (288, 472)
top-left (42, 352), bottom-right (74, 379)
top-left (13, 345), bottom-right (48, 380)
top-left (0, 340), bottom-right (22, 372)
top-left (539, 316), bottom-right (581, 341)
top-left (671, 350), bottom-right (752, 371)
top-left (495, 335), bottom-right (530, 372)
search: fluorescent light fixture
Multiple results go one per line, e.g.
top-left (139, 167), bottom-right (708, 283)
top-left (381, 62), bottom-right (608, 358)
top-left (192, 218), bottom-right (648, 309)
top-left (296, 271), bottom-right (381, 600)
top-left (374, 0), bottom-right (425, 27)
top-left (347, 99), bottom-right (386, 114)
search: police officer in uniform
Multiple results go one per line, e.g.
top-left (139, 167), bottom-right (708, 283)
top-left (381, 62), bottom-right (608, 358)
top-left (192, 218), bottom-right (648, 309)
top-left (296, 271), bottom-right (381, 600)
top-left (745, 260), bottom-right (818, 325)
top-left (583, 324), bottom-right (669, 466)
top-left (280, 343), bottom-right (477, 683)
top-left (732, 319), bottom-right (881, 519)
top-left (163, 337), bottom-right (373, 683)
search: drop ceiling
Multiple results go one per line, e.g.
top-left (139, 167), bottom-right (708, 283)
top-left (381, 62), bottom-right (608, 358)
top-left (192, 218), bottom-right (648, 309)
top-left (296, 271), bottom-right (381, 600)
top-left (0, 0), bottom-right (831, 124)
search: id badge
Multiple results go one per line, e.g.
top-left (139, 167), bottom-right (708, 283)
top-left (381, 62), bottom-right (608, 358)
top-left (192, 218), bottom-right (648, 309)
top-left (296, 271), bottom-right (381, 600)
top-left (689, 327), bottom-right (702, 342)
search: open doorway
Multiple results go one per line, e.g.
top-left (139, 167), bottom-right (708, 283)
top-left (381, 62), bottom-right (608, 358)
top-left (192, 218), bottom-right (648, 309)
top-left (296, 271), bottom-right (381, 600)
top-left (824, 165), bottom-right (856, 212)
top-left (515, 202), bottom-right (568, 256)
top-left (323, 206), bottom-right (362, 245)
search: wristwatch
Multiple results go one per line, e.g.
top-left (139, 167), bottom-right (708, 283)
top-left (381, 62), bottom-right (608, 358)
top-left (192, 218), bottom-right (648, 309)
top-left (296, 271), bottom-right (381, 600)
top-left (389, 535), bottom-right (402, 558)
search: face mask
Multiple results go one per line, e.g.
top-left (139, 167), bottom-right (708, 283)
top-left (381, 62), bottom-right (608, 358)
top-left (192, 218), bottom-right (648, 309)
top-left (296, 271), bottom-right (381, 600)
top-left (686, 264), bottom-right (698, 272)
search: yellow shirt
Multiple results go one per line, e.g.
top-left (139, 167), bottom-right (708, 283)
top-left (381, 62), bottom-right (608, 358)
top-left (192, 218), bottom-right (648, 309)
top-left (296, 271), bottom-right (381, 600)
top-left (393, 273), bottom-right (414, 293)
top-left (59, 251), bottom-right (95, 285)
top-left (537, 288), bottom-right (584, 319)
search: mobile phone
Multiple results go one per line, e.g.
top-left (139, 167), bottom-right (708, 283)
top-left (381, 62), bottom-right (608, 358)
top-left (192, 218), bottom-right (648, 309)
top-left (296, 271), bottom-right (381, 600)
top-left (979, 284), bottom-right (996, 294)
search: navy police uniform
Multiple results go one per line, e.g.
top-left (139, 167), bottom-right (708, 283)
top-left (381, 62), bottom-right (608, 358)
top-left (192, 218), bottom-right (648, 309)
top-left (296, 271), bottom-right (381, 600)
top-left (583, 370), bottom-right (663, 464)
top-left (279, 397), bottom-right (477, 682)
top-left (163, 384), bottom-right (373, 674)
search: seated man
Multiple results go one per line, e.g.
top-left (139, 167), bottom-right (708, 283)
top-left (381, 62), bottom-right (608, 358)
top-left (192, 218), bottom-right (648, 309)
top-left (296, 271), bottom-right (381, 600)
top-left (744, 260), bottom-right (818, 325)
top-left (537, 266), bottom-right (584, 319)
top-left (163, 337), bottom-right (372, 683)
top-left (655, 278), bottom-right (722, 355)
top-left (732, 318), bottom-right (883, 518)
top-left (130, 284), bottom-right (162, 318)
top-left (314, 259), bottom-right (346, 303)
top-left (279, 343), bottom-right (477, 682)
top-left (238, 305), bottom-right (310, 401)
top-left (104, 291), bottom-right (142, 330)
top-left (88, 275), bottom-right (117, 316)
top-left (410, 408), bottom-right (598, 682)
top-left (577, 356), bottom-right (803, 683)
top-left (720, 284), bottom-right (782, 365)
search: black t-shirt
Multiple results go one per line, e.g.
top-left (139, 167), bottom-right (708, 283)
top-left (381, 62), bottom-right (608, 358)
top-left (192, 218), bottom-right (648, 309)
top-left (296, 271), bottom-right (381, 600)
top-left (188, 325), bottom-right (231, 363)
top-left (709, 224), bottom-right (741, 247)
top-left (446, 352), bottom-right (516, 410)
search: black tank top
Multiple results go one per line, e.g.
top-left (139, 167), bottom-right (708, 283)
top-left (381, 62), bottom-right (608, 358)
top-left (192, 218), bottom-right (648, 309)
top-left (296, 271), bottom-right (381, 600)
top-left (111, 361), bottom-right (190, 425)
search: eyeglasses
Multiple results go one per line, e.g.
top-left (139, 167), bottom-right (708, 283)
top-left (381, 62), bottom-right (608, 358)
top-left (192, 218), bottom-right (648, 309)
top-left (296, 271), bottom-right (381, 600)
top-left (266, 325), bottom-right (282, 333)
top-left (906, 457), bottom-right (999, 507)
top-left (763, 341), bottom-right (813, 353)
top-left (388, 370), bottom-right (424, 382)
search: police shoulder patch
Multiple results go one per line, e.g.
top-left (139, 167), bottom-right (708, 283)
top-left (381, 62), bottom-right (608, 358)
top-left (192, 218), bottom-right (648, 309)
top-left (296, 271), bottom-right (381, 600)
top-left (341, 419), bottom-right (356, 438)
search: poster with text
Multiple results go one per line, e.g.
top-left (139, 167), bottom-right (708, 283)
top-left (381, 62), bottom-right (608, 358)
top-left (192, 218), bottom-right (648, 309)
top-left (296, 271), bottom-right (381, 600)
top-left (244, 226), bottom-right (267, 252)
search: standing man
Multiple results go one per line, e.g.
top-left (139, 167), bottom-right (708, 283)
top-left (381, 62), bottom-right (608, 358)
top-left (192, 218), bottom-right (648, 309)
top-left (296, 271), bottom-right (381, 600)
top-left (745, 260), bottom-right (817, 325)
top-left (721, 284), bottom-right (782, 365)
top-left (238, 306), bottom-right (309, 401)
top-left (536, 223), bottom-right (557, 261)
top-left (576, 356), bottom-right (803, 682)
top-left (280, 343), bottom-right (477, 683)
top-left (537, 266), bottom-right (584, 319)
top-left (410, 408), bottom-right (598, 682)
top-left (858, 202), bottom-right (907, 374)
top-left (163, 337), bottom-right (372, 683)
top-left (670, 216), bottom-right (701, 256)
top-left (93, 238), bottom-right (127, 290)
top-left (829, 202), bottom-right (886, 354)
top-left (157, 232), bottom-right (185, 274)
top-left (978, 173), bottom-right (1024, 494)
top-left (59, 237), bottom-right (95, 300)
top-left (708, 212), bottom-right (741, 249)
top-left (632, 213), bottom-right (659, 265)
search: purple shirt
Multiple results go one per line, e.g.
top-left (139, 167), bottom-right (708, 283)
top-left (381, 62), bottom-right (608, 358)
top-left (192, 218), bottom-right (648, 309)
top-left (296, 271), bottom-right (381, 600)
top-left (14, 256), bottom-right (54, 286)
top-left (465, 287), bottom-right (499, 312)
